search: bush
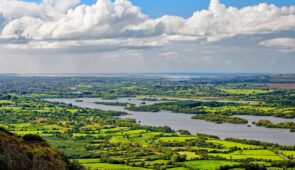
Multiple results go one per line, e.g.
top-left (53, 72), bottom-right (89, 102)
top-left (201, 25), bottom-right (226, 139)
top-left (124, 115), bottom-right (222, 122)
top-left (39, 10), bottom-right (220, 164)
top-left (22, 134), bottom-right (45, 142)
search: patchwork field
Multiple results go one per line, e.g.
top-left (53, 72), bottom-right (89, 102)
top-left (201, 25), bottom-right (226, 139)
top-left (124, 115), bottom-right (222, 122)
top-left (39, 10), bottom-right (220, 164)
top-left (1, 75), bottom-right (295, 169)
top-left (210, 150), bottom-right (284, 161)
top-left (279, 150), bottom-right (295, 159)
top-left (185, 160), bottom-right (240, 170)
top-left (219, 88), bottom-right (271, 95)
top-left (206, 139), bottom-right (262, 149)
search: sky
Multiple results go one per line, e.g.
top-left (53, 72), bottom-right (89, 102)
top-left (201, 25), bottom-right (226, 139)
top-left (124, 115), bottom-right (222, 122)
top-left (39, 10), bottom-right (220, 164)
top-left (24, 0), bottom-right (295, 18)
top-left (0, 0), bottom-right (295, 74)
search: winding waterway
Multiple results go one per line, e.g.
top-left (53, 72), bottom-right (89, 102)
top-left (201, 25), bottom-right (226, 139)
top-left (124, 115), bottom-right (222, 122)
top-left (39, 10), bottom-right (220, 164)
top-left (46, 98), bottom-right (295, 145)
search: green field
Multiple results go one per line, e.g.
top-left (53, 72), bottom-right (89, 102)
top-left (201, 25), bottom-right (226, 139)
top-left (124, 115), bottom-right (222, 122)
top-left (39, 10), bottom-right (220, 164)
top-left (206, 139), bottom-right (262, 149)
top-left (178, 152), bottom-right (201, 160)
top-left (279, 150), bottom-right (295, 158)
top-left (158, 136), bottom-right (198, 142)
top-left (210, 150), bottom-right (284, 161)
top-left (185, 160), bottom-right (240, 170)
top-left (78, 162), bottom-right (149, 170)
top-left (1, 75), bottom-right (295, 169)
top-left (219, 88), bottom-right (271, 95)
top-left (76, 158), bottom-right (148, 170)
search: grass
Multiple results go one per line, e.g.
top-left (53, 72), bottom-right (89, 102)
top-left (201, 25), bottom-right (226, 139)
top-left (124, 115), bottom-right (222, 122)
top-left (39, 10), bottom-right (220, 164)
top-left (78, 163), bottom-right (149, 170)
top-left (100, 127), bottom-right (130, 133)
top-left (220, 88), bottom-right (270, 95)
top-left (43, 124), bottom-right (70, 132)
top-left (251, 161), bottom-right (272, 166)
top-left (81, 124), bottom-right (101, 130)
top-left (0, 124), bottom-right (8, 128)
top-left (206, 139), bottom-right (261, 149)
top-left (75, 158), bottom-right (101, 164)
top-left (45, 137), bottom-right (91, 156)
top-left (185, 160), bottom-right (239, 170)
top-left (200, 105), bottom-right (295, 117)
top-left (122, 129), bottom-right (147, 135)
top-left (12, 130), bottom-right (46, 135)
top-left (158, 136), bottom-right (198, 142)
top-left (73, 128), bottom-right (146, 138)
top-left (178, 151), bottom-right (200, 160)
top-left (109, 136), bottom-right (130, 144)
top-left (0, 100), bottom-right (14, 104)
top-left (10, 123), bottom-right (34, 128)
top-left (279, 150), bottom-right (295, 158)
top-left (73, 133), bottom-right (106, 137)
top-left (210, 150), bottom-right (284, 161)
top-left (144, 160), bottom-right (169, 166)
top-left (0, 96), bottom-right (292, 170)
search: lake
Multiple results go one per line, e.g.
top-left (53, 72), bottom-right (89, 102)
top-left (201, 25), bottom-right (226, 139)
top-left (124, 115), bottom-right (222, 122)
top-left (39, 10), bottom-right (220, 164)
top-left (46, 98), bottom-right (295, 145)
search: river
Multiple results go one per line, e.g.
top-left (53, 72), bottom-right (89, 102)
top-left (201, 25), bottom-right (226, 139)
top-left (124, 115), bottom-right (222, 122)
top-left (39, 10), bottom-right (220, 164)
top-left (46, 98), bottom-right (295, 145)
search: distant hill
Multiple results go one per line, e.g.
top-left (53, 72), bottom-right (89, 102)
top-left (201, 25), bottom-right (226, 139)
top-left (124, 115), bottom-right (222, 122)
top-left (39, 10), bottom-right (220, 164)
top-left (0, 128), bottom-right (84, 170)
top-left (0, 73), bottom-right (18, 76)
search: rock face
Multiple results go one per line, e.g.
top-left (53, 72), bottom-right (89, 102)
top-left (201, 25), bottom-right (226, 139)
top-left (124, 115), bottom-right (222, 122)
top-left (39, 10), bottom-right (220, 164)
top-left (0, 128), bottom-right (83, 170)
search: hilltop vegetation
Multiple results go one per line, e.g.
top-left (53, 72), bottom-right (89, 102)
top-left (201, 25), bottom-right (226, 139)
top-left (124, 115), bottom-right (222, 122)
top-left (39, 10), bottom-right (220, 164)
top-left (0, 127), bottom-right (83, 170)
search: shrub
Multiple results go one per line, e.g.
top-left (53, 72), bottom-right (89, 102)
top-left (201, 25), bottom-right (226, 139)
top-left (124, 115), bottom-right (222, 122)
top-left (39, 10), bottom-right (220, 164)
top-left (22, 134), bottom-right (45, 142)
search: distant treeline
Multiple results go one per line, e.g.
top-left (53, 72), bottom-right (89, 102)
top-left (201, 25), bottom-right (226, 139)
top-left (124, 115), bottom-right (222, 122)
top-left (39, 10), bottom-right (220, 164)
top-left (255, 119), bottom-right (295, 131)
top-left (192, 114), bottom-right (248, 124)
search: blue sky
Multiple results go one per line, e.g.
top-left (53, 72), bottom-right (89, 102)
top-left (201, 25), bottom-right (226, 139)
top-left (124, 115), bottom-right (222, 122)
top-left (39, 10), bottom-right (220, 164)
top-left (25, 0), bottom-right (295, 17)
top-left (130, 0), bottom-right (295, 18)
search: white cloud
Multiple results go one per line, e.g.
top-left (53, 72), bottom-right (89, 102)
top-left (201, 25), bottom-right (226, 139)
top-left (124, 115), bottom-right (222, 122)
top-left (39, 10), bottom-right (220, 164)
top-left (260, 38), bottom-right (295, 48)
top-left (0, 0), bottom-right (295, 49)
top-left (4, 37), bottom-right (167, 50)
top-left (259, 38), bottom-right (295, 52)
top-left (42, 0), bottom-right (80, 13)
top-left (1, 0), bottom-right (147, 40)
top-left (179, 0), bottom-right (295, 41)
top-left (159, 52), bottom-right (180, 60)
top-left (200, 56), bottom-right (212, 62)
top-left (0, 0), bottom-right (77, 20)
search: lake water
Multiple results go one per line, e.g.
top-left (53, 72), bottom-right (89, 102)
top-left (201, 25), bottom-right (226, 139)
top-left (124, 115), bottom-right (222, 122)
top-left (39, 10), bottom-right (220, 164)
top-left (46, 98), bottom-right (295, 145)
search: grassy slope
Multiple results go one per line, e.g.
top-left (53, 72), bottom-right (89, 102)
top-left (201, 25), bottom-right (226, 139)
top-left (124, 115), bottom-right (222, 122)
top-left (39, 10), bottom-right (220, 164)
top-left (0, 127), bottom-right (82, 170)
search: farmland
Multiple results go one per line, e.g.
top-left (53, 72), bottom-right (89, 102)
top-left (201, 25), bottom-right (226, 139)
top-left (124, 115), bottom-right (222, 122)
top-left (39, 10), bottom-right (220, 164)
top-left (0, 74), bottom-right (295, 169)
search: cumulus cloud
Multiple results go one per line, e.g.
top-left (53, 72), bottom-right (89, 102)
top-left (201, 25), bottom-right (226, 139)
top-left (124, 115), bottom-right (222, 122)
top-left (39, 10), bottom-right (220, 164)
top-left (43, 0), bottom-right (80, 13)
top-left (1, 0), bottom-right (147, 40)
top-left (124, 0), bottom-right (295, 41)
top-left (259, 38), bottom-right (295, 52)
top-left (179, 0), bottom-right (295, 41)
top-left (0, 0), bottom-right (78, 20)
top-left (0, 0), bottom-right (295, 49)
